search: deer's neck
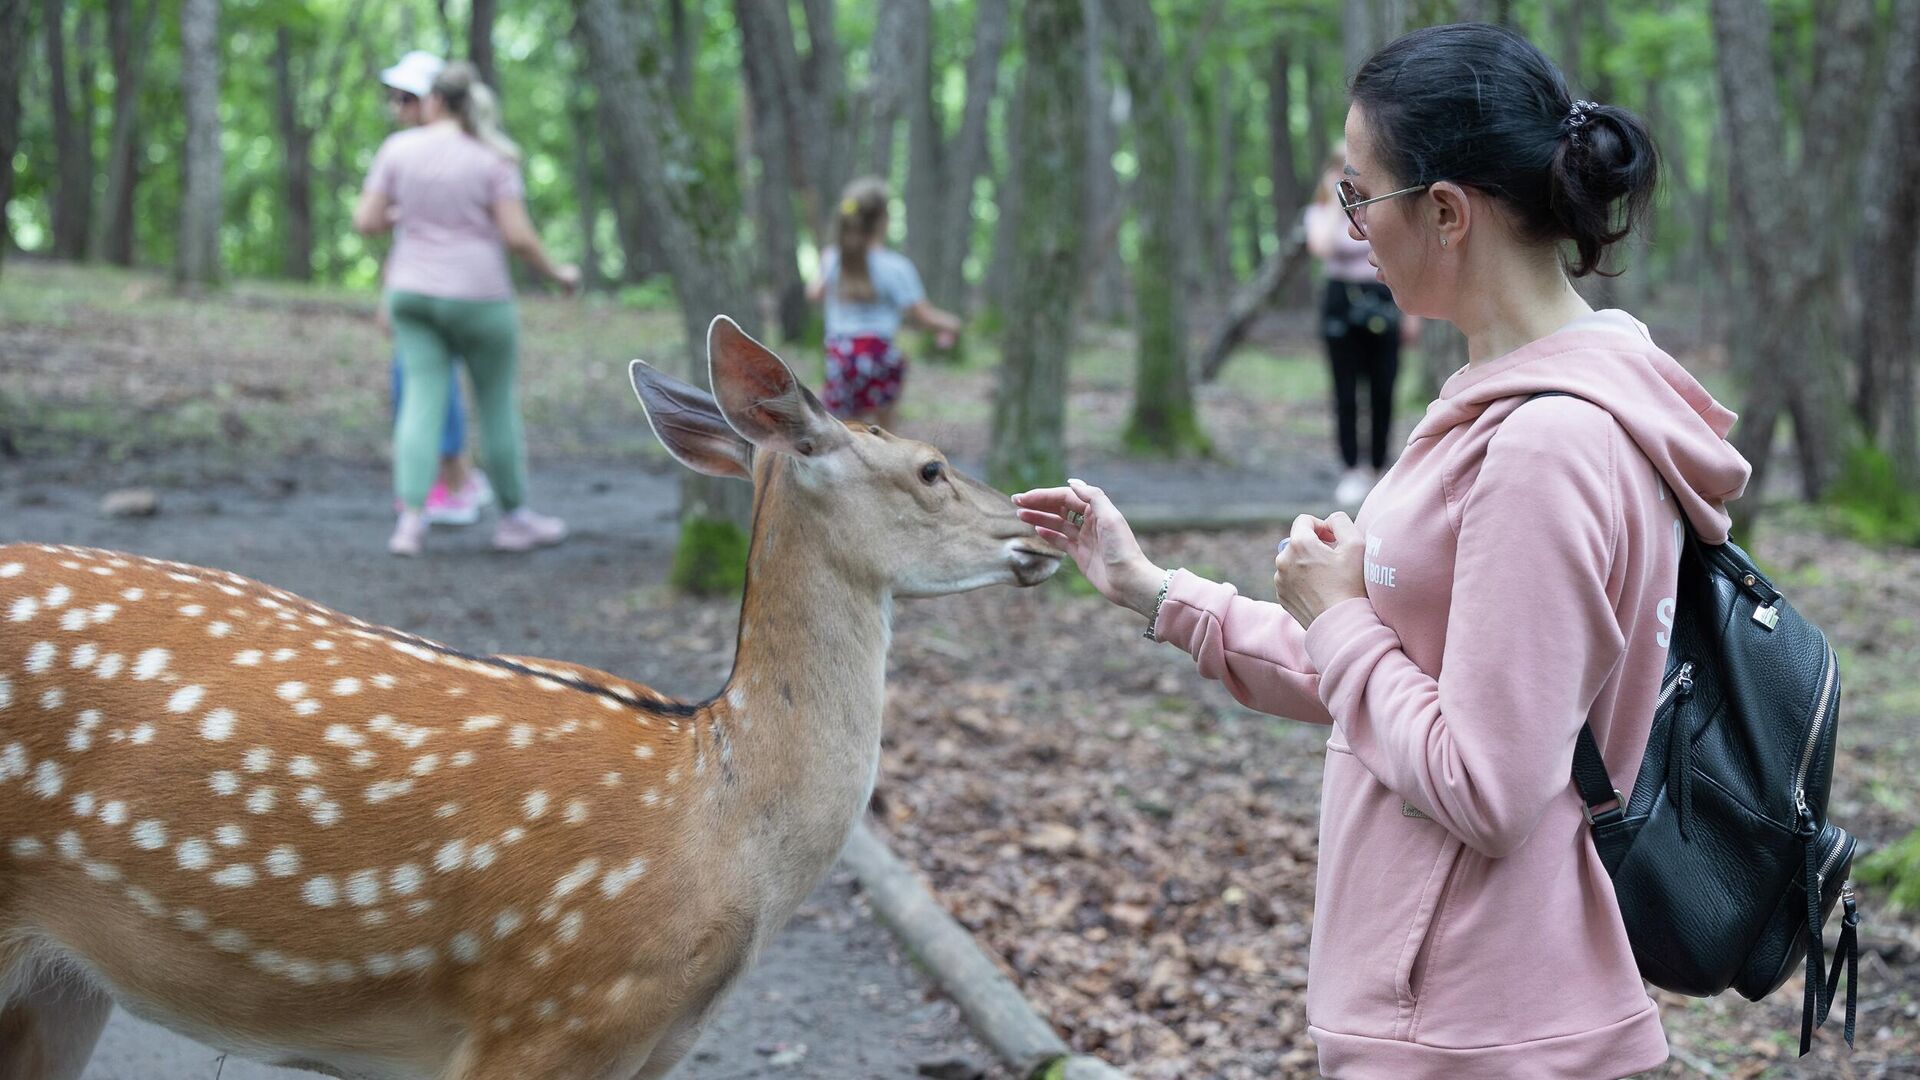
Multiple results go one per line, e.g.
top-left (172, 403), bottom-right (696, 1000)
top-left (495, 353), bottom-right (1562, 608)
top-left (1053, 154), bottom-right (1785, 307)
top-left (706, 474), bottom-right (890, 904)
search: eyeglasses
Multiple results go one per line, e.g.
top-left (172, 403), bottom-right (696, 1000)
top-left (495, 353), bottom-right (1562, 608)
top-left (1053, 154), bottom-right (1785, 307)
top-left (1336, 178), bottom-right (1430, 239)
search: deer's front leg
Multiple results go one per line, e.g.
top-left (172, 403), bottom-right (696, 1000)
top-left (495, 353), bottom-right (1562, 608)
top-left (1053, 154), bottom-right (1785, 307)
top-left (0, 971), bottom-right (113, 1080)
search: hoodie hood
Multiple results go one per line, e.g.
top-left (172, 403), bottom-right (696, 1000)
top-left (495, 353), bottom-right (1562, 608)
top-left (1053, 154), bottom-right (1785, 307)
top-left (1411, 309), bottom-right (1750, 543)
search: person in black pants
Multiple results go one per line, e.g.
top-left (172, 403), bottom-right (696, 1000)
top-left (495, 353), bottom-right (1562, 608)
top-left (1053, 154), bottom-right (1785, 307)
top-left (1305, 146), bottom-right (1417, 509)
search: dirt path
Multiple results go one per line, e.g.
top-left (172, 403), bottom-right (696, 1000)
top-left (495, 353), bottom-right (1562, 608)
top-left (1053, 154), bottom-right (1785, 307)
top-left (4, 458), bottom-right (999, 1080)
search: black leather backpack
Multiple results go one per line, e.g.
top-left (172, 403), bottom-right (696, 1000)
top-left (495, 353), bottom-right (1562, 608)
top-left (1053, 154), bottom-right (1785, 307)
top-left (1532, 395), bottom-right (1863, 1057)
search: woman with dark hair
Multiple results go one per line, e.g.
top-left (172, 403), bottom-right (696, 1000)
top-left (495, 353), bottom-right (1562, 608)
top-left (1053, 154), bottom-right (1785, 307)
top-left (355, 61), bottom-right (579, 557)
top-left (1016, 24), bottom-right (1750, 1077)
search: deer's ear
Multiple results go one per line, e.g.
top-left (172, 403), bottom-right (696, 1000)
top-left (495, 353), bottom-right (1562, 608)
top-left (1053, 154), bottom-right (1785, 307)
top-left (629, 359), bottom-right (753, 480)
top-left (706, 316), bottom-right (850, 458)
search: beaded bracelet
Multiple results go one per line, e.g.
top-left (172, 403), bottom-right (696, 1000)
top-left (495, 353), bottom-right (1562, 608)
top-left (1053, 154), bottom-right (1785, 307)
top-left (1142, 568), bottom-right (1178, 641)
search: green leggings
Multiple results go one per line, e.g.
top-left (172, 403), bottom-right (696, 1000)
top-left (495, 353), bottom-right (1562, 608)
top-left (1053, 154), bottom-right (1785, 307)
top-left (388, 290), bottom-right (528, 512)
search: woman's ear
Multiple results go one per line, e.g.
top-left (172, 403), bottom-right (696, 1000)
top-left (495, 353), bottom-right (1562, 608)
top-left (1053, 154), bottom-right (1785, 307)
top-left (1427, 181), bottom-right (1472, 249)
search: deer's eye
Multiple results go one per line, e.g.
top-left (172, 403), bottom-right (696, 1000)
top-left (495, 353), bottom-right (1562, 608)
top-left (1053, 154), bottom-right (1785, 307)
top-left (919, 460), bottom-right (943, 485)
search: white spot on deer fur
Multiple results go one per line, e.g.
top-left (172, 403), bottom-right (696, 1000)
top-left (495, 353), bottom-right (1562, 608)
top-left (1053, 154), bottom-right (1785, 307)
top-left (553, 858), bottom-right (600, 899)
top-left (450, 932), bottom-right (481, 964)
top-left (167, 686), bottom-right (206, 714)
top-left (71, 791), bottom-right (95, 817)
top-left (9, 597), bottom-right (39, 622)
top-left (30, 759), bottom-right (63, 798)
top-left (325, 724), bottom-right (364, 748)
top-left (131, 820), bottom-right (168, 850)
top-left (175, 839), bottom-right (212, 870)
top-left (435, 802), bottom-right (460, 819)
top-left (0, 563), bottom-right (20, 578)
top-left (530, 947), bottom-right (555, 968)
top-left (211, 864), bottom-right (256, 888)
top-left (69, 643), bottom-right (97, 669)
top-left (25, 641), bottom-right (55, 673)
top-left (119, 587), bottom-right (142, 600)
top-left (359, 910), bottom-right (390, 927)
top-left (242, 747), bottom-right (273, 772)
top-left (599, 857), bottom-right (649, 900)
top-left (265, 846), bottom-right (300, 877)
top-left (633, 745), bottom-right (654, 760)
top-left (461, 715), bottom-right (501, 732)
top-left (88, 603), bottom-right (116, 624)
top-left (468, 842), bottom-right (499, 870)
top-left (272, 649), bottom-right (297, 663)
top-left (410, 754), bottom-right (440, 776)
top-left (39, 687), bottom-right (64, 710)
top-left (208, 621), bottom-right (232, 638)
top-left (234, 650), bottom-right (263, 667)
top-left (132, 648), bottom-right (170, 681)
top-left (125, 886), bottom-right (166, 917)
top-left (330, 677), bottom-right (362, 696)
top-left (129, 724), bottom-right (155, 745)
top-left (493, 909), bottom-right (525, 939)
top-left (99, 799), bottom-right (127, 826)
top-left (564, 799), bottom-right (589, 826)
top-left (66, 729), bottom-right (91, 752)
top-left (405, 899), bottom-right (434, 917)
top-left (94, 653), bottom-right (124, 679)
top-left (451, 751), bottom-right (476, 768)
top-left (215, 824), bottom-right (245, 847)
top-left (509, 724), bottom-right (535, 748)
top-left (388, 863), bottom-right (424, 896)
top-left (42, 585), bottom-right (71, 608)
top-left (641, 789), bottom-right (660, 807)
top-left (296, 785), bottom-right (325, 807)
top-left (294, 699), bottom-right (321, 717)
top-left (365, 779), bottom-right (413, 803)
top-left (84, 861), bottom-right (121, 882)
top-left (288, 755), bottom-right (320, 778)
top-left (368, 715), bottom-right (396, 733)
top-left (56, 830), bottom-right (84, 859)
top-left (434, 840), bottom-right (468, 872)
top-left (9, 837), bottom-right (45, 858)
top-left (557, 911), bottom-right (585, 944)
top-left (211, 930), bottom-right (251, 953)
top-left (174, 909), bottom-right (209, 932)
top-left (363, 953), bottom-right (399, 977)
top-left (372, 673), bottom-right (397, 689)
top-left (523, 791), bottom-right (550, 820)
top-left (246, 787), bottom-right (277, 814)
top-left (209, 771), bottom-right (240, 796)
top-left (277, 682), bottom-right (307, 702)
top-left (178, 604), bottom-right (204, 617)
top-left (312, 801), bottom-right (342, 826)
top-left (350, 750), bottom-right (377, 768)
top-left (59, 609), bottom-right (88, 631)
top-left (323, 961), bottom-right (358, 982)
top-left (0, 675), bottom-right (10, 708)
top-left (399, 946), bottom-right (434, 972)
top-left (498, 827), bottom-right (525, 846)
top-left (0, 742), bottom-right (27, 781)
top-left (345, 869), bottom-right (382, 907)
top-left (303, 876), bottom-right (340, 908)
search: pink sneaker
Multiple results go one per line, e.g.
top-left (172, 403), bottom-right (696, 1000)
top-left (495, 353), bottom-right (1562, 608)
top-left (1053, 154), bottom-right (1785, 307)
top-left (492, 508), bottom-right (567, 552)
top-left (388, 511), bottom-right (428, 557)
top-left (424, 479), bottom-right (482, 526)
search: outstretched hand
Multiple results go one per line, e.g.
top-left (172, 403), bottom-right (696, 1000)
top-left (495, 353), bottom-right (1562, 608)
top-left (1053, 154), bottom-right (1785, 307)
top-left (1012, 478), bottom-right (1165, 617)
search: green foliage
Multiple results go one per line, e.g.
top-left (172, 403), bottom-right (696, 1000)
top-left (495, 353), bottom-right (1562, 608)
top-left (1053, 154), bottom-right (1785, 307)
top-left (1858, 826), bottom-right (1920, 912)
top-left (1822, 444), bottom-right (1920, 547)
top-left (669, 514), bottom-right (749, 596)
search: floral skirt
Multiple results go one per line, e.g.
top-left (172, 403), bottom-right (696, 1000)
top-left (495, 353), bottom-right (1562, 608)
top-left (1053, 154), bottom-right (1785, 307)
top-left (823, 334), bottom-right (906, 418)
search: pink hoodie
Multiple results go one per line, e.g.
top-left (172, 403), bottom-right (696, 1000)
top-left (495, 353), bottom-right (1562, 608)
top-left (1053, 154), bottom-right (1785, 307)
top-left (1152, 311), bottom-right (1751, 1079)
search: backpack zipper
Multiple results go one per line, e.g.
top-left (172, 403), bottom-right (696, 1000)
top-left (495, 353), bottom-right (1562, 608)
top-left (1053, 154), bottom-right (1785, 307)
top-left (1815, 828), bottom-right (1853, 887)
top-left (1658, 661), bottom-right (1695, 711)
top-left (1793, 648), bottom-right (1840, 817)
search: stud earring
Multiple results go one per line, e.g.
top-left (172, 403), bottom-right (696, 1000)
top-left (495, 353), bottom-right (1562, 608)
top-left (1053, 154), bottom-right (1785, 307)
top-left (1441, 237), bottom-right (1449, 247)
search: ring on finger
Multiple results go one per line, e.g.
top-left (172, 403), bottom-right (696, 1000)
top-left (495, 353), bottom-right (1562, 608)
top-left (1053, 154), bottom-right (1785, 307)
top-left (1066, 510), bottom-right (1085, 527)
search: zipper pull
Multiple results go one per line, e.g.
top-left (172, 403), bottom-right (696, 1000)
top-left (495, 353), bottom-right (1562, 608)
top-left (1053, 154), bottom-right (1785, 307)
top-left (1795, 788), bottom-right (1816, 837)
top-left (1676, 664), bottom-right (1695, 698)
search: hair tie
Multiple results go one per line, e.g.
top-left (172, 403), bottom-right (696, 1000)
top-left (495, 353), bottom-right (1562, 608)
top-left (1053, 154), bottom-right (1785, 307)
top-left (840, 197), bottom-right (860, 216)
top-left (1562, 99), bottom-right (1599, 144)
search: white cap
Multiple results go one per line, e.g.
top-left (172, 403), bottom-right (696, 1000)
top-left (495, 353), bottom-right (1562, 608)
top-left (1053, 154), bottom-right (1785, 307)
top-left (380, 51), bottom-right (445, 99)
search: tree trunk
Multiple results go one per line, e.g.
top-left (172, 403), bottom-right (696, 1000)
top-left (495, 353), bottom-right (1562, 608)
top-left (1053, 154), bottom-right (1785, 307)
top-left (903, 2), bottom-right (942, 289)
top-left (989, 0), bottom-right (1086, 493)
top-left (667, 0), bottom-right (692, 106)
top-left (1108, 0), bottom-right (1204, 457)
top-left (1208, 66), bottom-right (1237, 290)
top-left (468, 0), bottom-right (497, 92)
top-left (1080, 0), bottom-right (1125, 323)
top-left (1852, 0), bottom-right (1920, 484)
top-left (1710, 0), bottom-right (1872, 518)
top-left (796, 0), bottom-right (855, 243)
top-left (865, 0), bottom-right (918, 180)
top-left (272, 30), bottom-right (314, 281)
top-left (97, 0), bottom-right (155, 265)
top-left (568, 92), bottom-right (602, 291)
top-left (925, 0), bottom-right (1009, 313)
top-left (44, 0), bottom-right (94, 260)
top-left (176, 0), bottom-right (222, 287)
top-left (0, 0), bottom-right (28, 270)
top-left (735, 0), bottom-right (809, 341)
top-left (577, 0), bottom-right (759, 590)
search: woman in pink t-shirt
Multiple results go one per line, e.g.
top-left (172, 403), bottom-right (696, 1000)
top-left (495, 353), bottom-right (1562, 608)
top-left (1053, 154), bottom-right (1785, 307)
top-left (354, 62), bottom-right (579, 557)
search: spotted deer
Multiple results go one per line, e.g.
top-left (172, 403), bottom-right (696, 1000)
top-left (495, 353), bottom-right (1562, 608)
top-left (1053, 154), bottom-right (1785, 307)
top-left (0, 316), bottom-right (1061, 1080)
